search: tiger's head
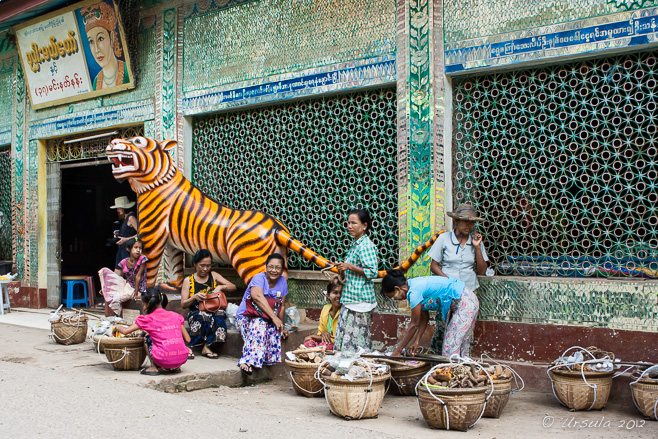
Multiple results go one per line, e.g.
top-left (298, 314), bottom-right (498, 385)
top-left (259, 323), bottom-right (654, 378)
top-left (106, 137), bottom-right (178, 194)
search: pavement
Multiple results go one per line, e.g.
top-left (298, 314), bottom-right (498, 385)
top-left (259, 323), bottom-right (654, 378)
top-left (0, 308), bottom-right (657, 438)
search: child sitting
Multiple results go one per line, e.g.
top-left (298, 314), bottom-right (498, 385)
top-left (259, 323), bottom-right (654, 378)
top-left (303, 277), bottom-right (343, 350)
top-left (115, 287), bottom-right (191, 375)
top-left (100, 238), bottom-right (148, 317)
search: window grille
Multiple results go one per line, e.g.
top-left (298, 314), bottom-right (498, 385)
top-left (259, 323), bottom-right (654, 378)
top-left (453, 50), bottom-right (658, 278)
top-left (192, 87), bottom-right (399, 270)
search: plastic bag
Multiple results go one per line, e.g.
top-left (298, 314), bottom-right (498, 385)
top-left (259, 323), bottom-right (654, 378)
top-left (92, 320), bottom-right (113, 337)
top-left (225, 303), bottom-right (239, 329)
top-left (344, 365), bottom-right (367, 381)
top-left (284, 306), bottom-right (300, 332)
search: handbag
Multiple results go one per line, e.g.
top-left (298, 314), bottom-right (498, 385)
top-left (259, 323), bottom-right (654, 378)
top-left (243, 296), bottom-right (281, 322)
top-left (199, 291), bottom-right (228, 313)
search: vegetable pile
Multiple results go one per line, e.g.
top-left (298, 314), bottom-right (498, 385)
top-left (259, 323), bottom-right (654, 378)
top-left (423, 364), bottom-right (508, 388)
top-left (288, 346), bottom-right (328, 364)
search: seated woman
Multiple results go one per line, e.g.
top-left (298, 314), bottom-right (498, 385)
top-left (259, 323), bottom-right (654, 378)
top-left (236, 254), bottom-right (289, 375)
top-left (100, 238), bottom-right (147, 317)
top-left (303, 277), bottom-right (343, 350)
top-left (381, 269), bottom-right (479, 358)
top-left (181, 249), bottom-right (236, 359)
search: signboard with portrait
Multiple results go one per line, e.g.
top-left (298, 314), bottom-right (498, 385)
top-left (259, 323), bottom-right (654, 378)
top-left (13, 0), bottom-right (134, 110)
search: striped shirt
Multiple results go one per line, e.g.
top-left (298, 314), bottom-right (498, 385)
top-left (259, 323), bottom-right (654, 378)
top-left (340, 234), bottom-right (379, 305)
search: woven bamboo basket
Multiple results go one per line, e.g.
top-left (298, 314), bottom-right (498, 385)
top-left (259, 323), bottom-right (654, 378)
top-left (417, 385), bottom-right (487, 431)
top-left (51, 316), bottom-right (88, 345)
top-left (630, 379), bottom-right (658, 420)
top-left (92, 335), bottom-right (106, 353)
top-left (93, 330), bottom-right (143, 354)
top-left (388, 361), bottom-right (432, 396)
top-left (550, 370), bottom-right (614, 410)
top-left (324, 373), bottom-right (390, 419)
top-left (103, 337), bottom-right (146, 371)
top-left (483, 376), bottom-right (513, 418)
top-left (286, 360), bottom-right (324, 397)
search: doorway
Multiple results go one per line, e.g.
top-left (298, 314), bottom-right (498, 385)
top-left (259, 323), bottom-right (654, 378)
top-left (60, 162), bottom-right (134, 302)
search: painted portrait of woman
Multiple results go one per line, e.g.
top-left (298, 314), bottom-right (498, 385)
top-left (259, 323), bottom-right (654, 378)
top-left (79, 1), bottom-right (129, 91)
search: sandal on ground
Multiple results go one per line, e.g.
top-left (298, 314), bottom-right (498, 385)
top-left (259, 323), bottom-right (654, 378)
top-left (158, 367), bottom-right (181, 374)
top-left (140, 367), bottom-right (160, 376)
top-left (188, 351), bottom-right (195, 360)
top-left (240, 363), bottom-right (253, 376)
top-left (202, 352), bottom-right (219, 359)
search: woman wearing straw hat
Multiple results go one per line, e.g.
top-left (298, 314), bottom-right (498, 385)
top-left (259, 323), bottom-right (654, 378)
top-left (426, 202), bottom-right (488, 355)
top-left (110, 196), bottom-right (139, 268)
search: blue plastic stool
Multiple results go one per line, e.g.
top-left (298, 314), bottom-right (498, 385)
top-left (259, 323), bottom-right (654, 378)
top-left (61, 276), bottom-right (89, 308)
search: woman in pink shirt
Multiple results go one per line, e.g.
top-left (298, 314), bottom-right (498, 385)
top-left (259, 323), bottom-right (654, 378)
top-left (115, 287), bottom-right (190, 375)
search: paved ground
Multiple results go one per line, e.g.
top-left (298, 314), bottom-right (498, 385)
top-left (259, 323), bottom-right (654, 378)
top-left (0, 309), bottom-right (656, 438)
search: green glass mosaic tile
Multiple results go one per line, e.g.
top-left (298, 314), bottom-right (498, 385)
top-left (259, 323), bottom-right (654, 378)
top-left (288, 278), bottom-right (398, 313)
top-left (192, 87), bottom-right (399, 271)
top-left (0, 31), bottom-right (15, 56)
top-left (0, 148), bottom-right (11, 260)
top-left (0, 70), bottom-right (13, 132)
top-left (183, 0), bottom-right (396, 92)
top-left (452, 49), bottom-right (658, 279)
top-left (477, 277), bottom-right (658, 331)
top-left (443, 0), bottom-right (658, 43)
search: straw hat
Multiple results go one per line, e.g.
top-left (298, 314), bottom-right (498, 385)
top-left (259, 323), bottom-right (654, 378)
top-left (110, 196), bottom-right (135, 209)
top-left (447, 203), bottom-right (485, 222)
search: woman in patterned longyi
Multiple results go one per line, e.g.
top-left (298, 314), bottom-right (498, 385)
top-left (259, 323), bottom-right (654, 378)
top-left (333, 209), bottom-right (379, 353)
top-left (236, 254), bottom-right (289, 375)
top-left (381, 269), bottom-right (479, 359)
top-left (181, 249), bottom-right (236, 359)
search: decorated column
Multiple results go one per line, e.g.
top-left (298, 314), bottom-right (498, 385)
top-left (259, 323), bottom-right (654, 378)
top-left (397, 0), bottom-right (447, 276)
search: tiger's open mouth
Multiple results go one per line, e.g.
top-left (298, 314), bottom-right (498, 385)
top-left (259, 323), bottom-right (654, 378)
top-left (108, 153), bottom-right (136, 172)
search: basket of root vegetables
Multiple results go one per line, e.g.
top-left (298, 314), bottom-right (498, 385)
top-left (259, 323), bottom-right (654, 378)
top-left (416, 362), bottom-right (493, 431)
top-left (482, 364), bottom-right (518, 418)
top-left (285, 346), bottom-right (328, 398)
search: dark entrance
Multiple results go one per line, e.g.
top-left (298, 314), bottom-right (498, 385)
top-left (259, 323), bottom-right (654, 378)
top-left (60, 162), bottom-right (134, 301)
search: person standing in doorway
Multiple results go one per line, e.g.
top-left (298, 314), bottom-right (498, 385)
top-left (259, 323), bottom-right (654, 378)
top-left (427, 203), bottom-right (488, 355)
top-left (110, 196), bottom-right (139, 268)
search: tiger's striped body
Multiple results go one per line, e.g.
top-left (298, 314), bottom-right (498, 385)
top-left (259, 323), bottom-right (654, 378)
top-left (106, 136), bottom-right (441, 287)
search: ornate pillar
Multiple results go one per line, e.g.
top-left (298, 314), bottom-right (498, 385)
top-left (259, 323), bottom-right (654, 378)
top-left (154, 4), bottom-right (185, 284)
top-left (11, 62), bottom-right (26, 281)
top-left (397, 0), bottom-right (446, 276)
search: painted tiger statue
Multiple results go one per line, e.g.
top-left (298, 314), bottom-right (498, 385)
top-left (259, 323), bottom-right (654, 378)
top-left (106, 136), bottom-right (443, 287)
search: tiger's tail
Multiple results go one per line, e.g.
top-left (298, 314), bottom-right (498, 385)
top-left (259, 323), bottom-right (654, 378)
top-left (377, 230), bottom-right (445, 278)
top-left (275, 229), bottom-right (340, 273)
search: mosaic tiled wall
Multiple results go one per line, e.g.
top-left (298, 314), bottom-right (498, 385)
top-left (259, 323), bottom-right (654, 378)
top-left (0, 148), bottom-right (11, 260)
top-left (443, 0), bottom-right (658, 43)
top-left (192, 87), bottom-right (399, 270)
top-left (477, 277), bottom-right (658, 332)
top-left (182, 0), bottom-right (396, 92)
top-left (0, 64), bottom-right (13, 142)
top-left (452, 49), bottom-right (658, 279)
